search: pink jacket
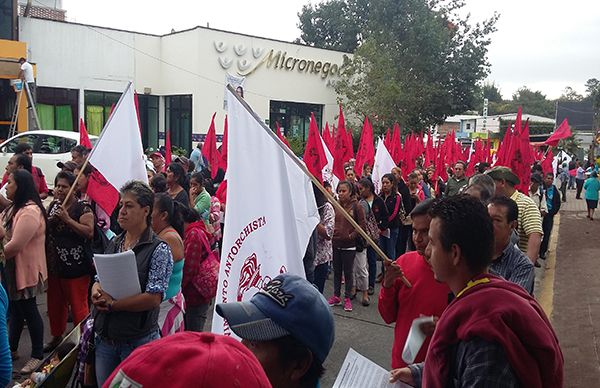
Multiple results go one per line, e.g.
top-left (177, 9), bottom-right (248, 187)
top-left (5, 204), bottom-right (47, 291)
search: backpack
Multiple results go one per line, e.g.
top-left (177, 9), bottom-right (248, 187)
top-left (192, 230), bottom-right (220, 301)
top-left (362, 200), bottom-right (381, 241)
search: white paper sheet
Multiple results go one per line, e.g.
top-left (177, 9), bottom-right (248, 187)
top-left (333, 348), bottom-right (411, 388)
top-left (93, 250), bottom-right (141, 300)
top-left (402, 316), bottom-right (434, 364)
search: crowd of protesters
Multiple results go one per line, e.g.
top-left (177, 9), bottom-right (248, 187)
top-left (0, 137), bottom-right (594, 387)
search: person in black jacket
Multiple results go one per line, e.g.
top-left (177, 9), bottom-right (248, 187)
top-left (392, 167), bottom-right (414, 256)
top-left (358, 178), bottom-right (389, 295)
top-left (540, 172), bottom-right (561, 260)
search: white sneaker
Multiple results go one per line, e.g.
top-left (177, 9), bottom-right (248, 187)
top-left (20, 358), bottom-right (43, 374)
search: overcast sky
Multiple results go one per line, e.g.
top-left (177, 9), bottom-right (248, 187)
top-left (57, 0), bottom-right (599, 100)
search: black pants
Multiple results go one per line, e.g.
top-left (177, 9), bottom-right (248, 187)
top-left (333, 249), bottom-right (356, 298)
top-left (540, 213), bottom-right (554, 257)
top-left (10, 297), bottom-right (44, 359)
top-left (396, 224), bottom-right (414, 256)
top-left (560, 181), bottom-right (567, 202)
top-left (576, 178), bottom-right (585, 199)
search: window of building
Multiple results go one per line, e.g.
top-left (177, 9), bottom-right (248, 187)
top-left (165, 95), bottom-right (192, 153)
top-left (269, 101), bottom-right (323, 142)
top-left (36, 86), bottom-right (79, 131)
top-left (84, 90), bottom-right (121, 136)
top-left (466, 123), bottom-right (471, 130)
top-left (137, 95), bottom-right (159, 150)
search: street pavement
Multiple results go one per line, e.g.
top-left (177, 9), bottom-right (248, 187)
top-left (9, 187), bottom-right (598, 387)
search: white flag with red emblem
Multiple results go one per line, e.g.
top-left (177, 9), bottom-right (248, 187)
top-left (211, 88), bottom-right (320, 335)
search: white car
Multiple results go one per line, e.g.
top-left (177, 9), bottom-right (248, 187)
top-left (0, 130), bottom-right (98, 189)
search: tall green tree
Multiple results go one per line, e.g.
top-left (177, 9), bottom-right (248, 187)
top-left (298, 0), bottom-right (498, 132)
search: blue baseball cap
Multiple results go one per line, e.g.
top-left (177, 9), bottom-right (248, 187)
top-left (216, 273), bottom-right (335, 363)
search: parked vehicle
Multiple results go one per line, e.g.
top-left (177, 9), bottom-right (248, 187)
top-left (0, 130), bottom-right (97, 189)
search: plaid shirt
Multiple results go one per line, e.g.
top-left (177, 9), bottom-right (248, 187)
top-left (489, 243), bottom-right (535, 294)
top-left (408, 337), bottom-right (520, 387)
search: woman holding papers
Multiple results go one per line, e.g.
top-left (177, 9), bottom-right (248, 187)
top-left (45, 171), bottom-right (94, 352)
top-left (151, 193), bottom-right (185, 336)
top-left (0, 169), bottom-right (47, 374)
top-left (91, 181), bottom-right (173, 386)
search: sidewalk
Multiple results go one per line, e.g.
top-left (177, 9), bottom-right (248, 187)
top-left (549, 188), bottom-right (600, 387)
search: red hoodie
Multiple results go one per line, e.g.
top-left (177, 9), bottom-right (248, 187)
top-left (423, 273), bottom-right (563, 388)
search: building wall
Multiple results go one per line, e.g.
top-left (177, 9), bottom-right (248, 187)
top-left (18, 17), bottom-right (348, 139)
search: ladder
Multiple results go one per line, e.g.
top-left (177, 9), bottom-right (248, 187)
top-left (8, 81), bottom-right (41, 137)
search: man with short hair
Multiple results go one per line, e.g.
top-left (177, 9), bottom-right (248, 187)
top-left (379, 199), bottom-right (450, 368)
top-left (2, 143), bottom-right (48, 199)
top-left (189, 142), bottom-right (206, 172)
top-left (216, 273), bottom-right (334, 388)
top-left (391, 195), bottom-right (563, 387)
top-left (487, 196), bottom-right (535, 294)
top-left (149, 151), bottom-right (166, 173)
top-left (71, 145), bottom-right (90, 166)
top-left (486, 166), bottom-right (543, 266)
top-left (444, 161), bottom-right (468, 196)
top-left (18, 57), bottom-right (36, 106)
top-left (540, 172), bottom-right (561, 260)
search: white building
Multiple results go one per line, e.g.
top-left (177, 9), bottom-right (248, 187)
top-left (16, 15), bottom-right (350, 152)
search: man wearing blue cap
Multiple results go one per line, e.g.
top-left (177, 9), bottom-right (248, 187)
top-left (216, 273), bottom-right (335, 388)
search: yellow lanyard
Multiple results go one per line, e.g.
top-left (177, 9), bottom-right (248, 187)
top-left (455, 277), bottom-right (490, 299)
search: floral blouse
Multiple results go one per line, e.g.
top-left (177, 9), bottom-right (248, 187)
top-left (315, 202), bottom-right (334, 266)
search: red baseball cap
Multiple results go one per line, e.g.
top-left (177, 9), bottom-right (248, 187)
top-left (103, 332), bottom-right (272, 388)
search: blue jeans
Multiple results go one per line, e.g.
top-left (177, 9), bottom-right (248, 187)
top-left (379, 227), bottom-right (399, 262)
top-left (95, 330), bottom-right (160, 386)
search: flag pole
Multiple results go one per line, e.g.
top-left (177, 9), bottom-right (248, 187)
top-left (62, 156), bottom-right (90, 206)
top-left (226, 85), bottom-right (411, 288)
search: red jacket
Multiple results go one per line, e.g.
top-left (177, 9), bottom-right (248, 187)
top-left (423, 273), bottom-right (563, 388)
top-left (181, 221), bottom-right (211, 306)
top-left (378, 251), bottom-right (450, 368)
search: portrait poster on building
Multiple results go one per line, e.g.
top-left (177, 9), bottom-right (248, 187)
top-left (223, 73), bottom-right (245, 110)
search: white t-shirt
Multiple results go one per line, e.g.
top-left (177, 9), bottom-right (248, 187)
top-left (20, 61), bottom-right (34, 83)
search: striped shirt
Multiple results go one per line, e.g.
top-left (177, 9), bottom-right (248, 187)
top-left (510, 190), bottom-right (543, 253)
top-left (489, 243), bottom-right (534, 294)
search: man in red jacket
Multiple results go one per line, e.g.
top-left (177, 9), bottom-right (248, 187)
top-left (391, 195), bottom-right (563, 388)
top-left (379, 199), bottom-right (450, 369)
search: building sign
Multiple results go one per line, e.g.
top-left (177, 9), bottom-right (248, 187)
top-left (215, 41), bottom-right (350, 80)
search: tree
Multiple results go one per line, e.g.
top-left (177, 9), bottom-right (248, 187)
top-left (559, 86), bottom-right (584, 101)
top-left (309, 0), bottom-right (498, 132)
top-left (482, 82), bottom-right (503, 103)
top-left (584, 78), bottom-right (600, 130)
top-left (296, 0), bottom-right (369, 52)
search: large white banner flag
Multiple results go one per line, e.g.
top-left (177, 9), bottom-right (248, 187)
top-left (321, 136), bottom-right (339, 191)
top-left (88, 82), bottom-right (148, 187)
top-left (212, 88), bottom-right (320, 335)
top-left (372, 138), bottom-right (396, 195)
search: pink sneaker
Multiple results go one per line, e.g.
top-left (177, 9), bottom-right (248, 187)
top-left (344, 297), bottom-right (353, 312)
top-left (328, 296), bottom-right (342, 306)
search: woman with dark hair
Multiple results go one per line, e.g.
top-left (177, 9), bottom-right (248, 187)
top-left (358, 177), bottom-right (389, 296)
top-left (45, 171), bottom-right (94, 352)
top-left (180, 204), bottom-right (213, 331)
top-left (91, 181), bottom-right (173, 386)
top-left (328, 181), bottom-right (366, 312)
top-left (150, 173), bottom-right (168, 194)
top-left (151, 193), bottom-right (185, 336)
top-left (380, 173), bottom-right (402, 263)
top-left (166, 163), bottom-right (189, 207)
top-left (189, 172), bottom-right (210, 221)
top-left (0, 170), bottom-right (47, 374)
top-left (313, 185), bottom-right (334, 294)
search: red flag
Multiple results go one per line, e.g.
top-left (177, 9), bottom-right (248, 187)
top-left (333, 106), bottom-right (352, 179)
top-left (541, 148), bottom-right (554, 175)
top-left (354, 116), bottom-right (375, 177)
top-left (79, 118), bottom-right (93, 150)
top-left (202, 113), bottom-right (221, 179)
top-left (424, 131), bottom-right (435, 168)
top-left (134, 92), bottom-right (142, 134)
top-left (165, 130), bottom-right (172, 166)
top-left (346, 129), bottom-right (354, 159)
top-left (302, 113), bottom-right (328, 183)
top-left (216, 179), bottom-right (227, 205)
top-left (544, 119), bottom-right (572, 147)
top-left (221, 115), bottom-right (228, 173)
top-left (275, 121), bottom-right (291, 148)
top-left (322, 122), bottom-right (333, 152)
top-left (390, 123), bottom-right (402, 165)
top-left (87, 170), bottom-right (120, 216)
top-left (384, 128), bottom-right (391, 150)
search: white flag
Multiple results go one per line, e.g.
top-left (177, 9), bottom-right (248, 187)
top-left (212, 88), bottom-right (320, 335)
top-left (372, 138), bottom-right (396, 195)
top-left (321, 136), bottom-right (340, 192)
top-left (88, 82), bottom-right (148, 188)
